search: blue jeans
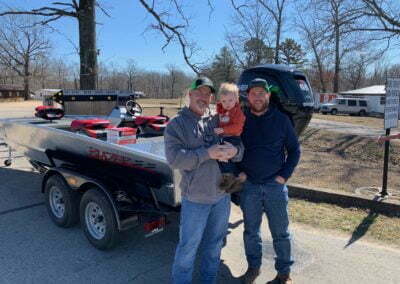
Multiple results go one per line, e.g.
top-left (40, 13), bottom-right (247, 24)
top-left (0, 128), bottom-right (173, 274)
top-left (171, 195), bottom-right (231, 284)
top-left (240, 181), bottom-right (294, 275)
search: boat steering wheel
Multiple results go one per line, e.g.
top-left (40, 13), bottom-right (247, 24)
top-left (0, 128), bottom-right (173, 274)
top-left (125, 100), bottom-right (143, 116)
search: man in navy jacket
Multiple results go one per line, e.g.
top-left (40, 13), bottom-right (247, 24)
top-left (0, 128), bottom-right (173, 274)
top-left (239, 78), bottom-right (300, 284)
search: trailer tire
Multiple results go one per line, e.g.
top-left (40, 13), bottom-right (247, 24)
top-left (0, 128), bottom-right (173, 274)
top-left (80, 188), bottom-right (119, 250)
top-left (45, 174), bottom-right (80, 228)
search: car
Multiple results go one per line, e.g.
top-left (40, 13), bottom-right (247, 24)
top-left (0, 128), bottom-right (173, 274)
top-left (237, 64), bottom-right (314, 136)
top-left (320, 98), bottom-right (369, 116)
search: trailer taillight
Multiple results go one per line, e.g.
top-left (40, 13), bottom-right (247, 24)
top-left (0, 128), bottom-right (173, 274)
top-left (143, 216), bottom-right (166, 237)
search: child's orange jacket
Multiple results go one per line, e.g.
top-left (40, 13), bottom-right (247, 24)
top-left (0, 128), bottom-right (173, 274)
top-left (216, 102), bottom-right (246, 137)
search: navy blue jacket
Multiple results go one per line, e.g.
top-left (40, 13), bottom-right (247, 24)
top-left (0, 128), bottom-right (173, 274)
top-left (239, 106), bottom-right (300, 184)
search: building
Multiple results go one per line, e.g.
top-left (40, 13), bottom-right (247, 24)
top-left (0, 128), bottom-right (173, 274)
top-left (340, 85), bottom-right (385, 115)
top-left (318, 93), bottom-right (338, 104)
top-left (0, 84), bottom-right (24, 100)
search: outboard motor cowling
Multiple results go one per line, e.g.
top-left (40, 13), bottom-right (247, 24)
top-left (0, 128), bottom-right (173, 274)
top-left (238, 64), bottom-right (314, 136)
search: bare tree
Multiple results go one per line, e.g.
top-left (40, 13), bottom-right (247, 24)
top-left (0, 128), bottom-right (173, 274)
top-left (358, 0), bottom-right (400, 35)
top-left (138, 0), bottom-right (201, 75)
top-left (0, 0), bottom-right (107, 90)
top-left (32, 55), bottom-right (51, 89)
top-left (256, 0), bottom-right (289, 64)
top-left (125, 59), bottom-right (138, 92)
top-left (307, 0), bottom-right (372, 92)
top-left (227, 0), bottom-right (273, 69)
top-left (0, 64), bottom-right (18, 85)
top-left (342, 54), bottom-right (368, 89)
top-left (166, 64), bottom-right (178, 99)
top-left (296, 9), bottom-right (332, 92)
top-left (0, 15), bottom-right (51, 99)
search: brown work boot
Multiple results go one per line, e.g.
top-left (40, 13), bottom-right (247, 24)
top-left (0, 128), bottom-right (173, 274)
top-left (225, 177), bottom-right (244, 193)
top-left (240, 267), bottom-right (260, 284)
top-left (266, 274), bottom-right (293, 284)
top-left (219, 173), bottom-right (236, 192)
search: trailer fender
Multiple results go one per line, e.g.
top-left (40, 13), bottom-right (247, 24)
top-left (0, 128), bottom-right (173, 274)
top-left (41, 168), bottom-right (122, 231)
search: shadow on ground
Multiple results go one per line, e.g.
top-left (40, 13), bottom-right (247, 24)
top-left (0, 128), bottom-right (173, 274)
top-left (344, 210), bottom-right (379, 248)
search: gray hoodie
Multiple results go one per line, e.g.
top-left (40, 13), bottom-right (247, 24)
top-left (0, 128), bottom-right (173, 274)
top-left (164, 107), bottom-right (243, 204)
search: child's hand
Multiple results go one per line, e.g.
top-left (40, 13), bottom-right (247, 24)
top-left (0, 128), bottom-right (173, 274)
top-left (214, 128), bottom-right (224, 135)
top-left (238, 172), bottom-right (247, 182)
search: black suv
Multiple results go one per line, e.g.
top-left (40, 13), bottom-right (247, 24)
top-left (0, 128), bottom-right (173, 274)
top-left (238, 64), bottom-right (314, 135)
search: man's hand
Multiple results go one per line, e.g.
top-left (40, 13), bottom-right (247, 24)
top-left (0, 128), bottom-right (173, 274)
top-left (219, 141), bottom-right (238, 160)
top-left (238, 172), bottom-right (247, 182)
top-left (275, 176), bottom-right (286, 184)
top-left (214, 128), bottom-right (224, 135)
top-left (207, 144), bottom-right (226, 160)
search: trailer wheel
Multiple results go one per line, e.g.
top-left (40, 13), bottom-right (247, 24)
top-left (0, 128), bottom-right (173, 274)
top-left (80, 188), bottom-right (118, 250)
top-left (45, 175), bottom-right (80, 228)
top-left (4, 159), bottom-right (11, 167)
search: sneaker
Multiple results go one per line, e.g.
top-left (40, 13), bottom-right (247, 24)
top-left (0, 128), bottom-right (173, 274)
top-left (219, 173), bottom-right (236, 192)
top-left (226, 177), bottom-right (244, 193)
top-left (266, 274), bottom-right (293, 284)
top-left (240, 267), bottom-right (260, 284)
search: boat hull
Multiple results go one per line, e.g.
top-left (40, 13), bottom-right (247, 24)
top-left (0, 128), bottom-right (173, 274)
top-left (0, 118), bottom-right (182, 207)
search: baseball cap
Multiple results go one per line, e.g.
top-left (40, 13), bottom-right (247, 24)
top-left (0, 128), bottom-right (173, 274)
top-left (247, 78), bottom-right (270, 93)
top-left (190, 77), bottom-right (216, 93)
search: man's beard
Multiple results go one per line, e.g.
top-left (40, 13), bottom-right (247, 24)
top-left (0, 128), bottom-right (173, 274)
top-left (190, 99), bottom-right (209, 115)
top-left (249, 100), bottom-right (268, 113)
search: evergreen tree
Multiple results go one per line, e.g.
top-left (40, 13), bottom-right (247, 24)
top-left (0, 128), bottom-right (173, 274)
top-left (244, 38), bottom-right (274, 68)
top-left (203, 46), bottom-right (238, 90)
top-left (279, 38), bottom-right (306, 67)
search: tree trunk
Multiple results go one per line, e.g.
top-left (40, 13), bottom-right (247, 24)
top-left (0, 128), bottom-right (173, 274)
top-left (312, 44), bottom-right (327, 93)
top-left (23, 62), bottom-right (30, 100)
top-left (275, 20), bottom-right (281, 64)
top-left (333, 25), bottom-right (340, 93)
top-left (332, 2), bottom-right (340, 93)
top-left (78, 0), bottom-right (97, 90)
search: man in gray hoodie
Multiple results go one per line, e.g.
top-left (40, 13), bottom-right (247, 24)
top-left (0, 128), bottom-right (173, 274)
top-left (164, 77), bottom-right (243, 284)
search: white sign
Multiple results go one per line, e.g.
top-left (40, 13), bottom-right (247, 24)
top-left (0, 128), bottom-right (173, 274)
top-left (384, 78), bottom-right (400, 129)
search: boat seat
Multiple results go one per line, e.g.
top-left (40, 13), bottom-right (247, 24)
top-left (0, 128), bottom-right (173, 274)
top-left (35, 106), bottom-right (64, 120)
top-left (70, 119), bottom-right (112, 138)
top-left (134, 115), bottom-right (168, 126)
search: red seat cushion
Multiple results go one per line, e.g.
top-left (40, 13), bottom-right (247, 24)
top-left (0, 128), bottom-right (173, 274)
top-left (134, 115), bottom-right (167, 125)
top-left (70, 119), bottom-right (111, 131)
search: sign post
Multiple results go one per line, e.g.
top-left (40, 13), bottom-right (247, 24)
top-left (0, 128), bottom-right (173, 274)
top-left (381, 78), bottom-right (400, 197)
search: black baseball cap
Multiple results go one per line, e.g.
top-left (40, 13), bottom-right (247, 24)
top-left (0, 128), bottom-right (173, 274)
top-left (247, 78), bottom-right (270, 93)
top-left (190, 77), bottom-right (216, 93)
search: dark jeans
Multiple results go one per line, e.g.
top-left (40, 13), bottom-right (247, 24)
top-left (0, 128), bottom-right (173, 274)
top-left (218, 136), bottom-right (241, 175)
top-left (240, 180), bottom-right (294, 275)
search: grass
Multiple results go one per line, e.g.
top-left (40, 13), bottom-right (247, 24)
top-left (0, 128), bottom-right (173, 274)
top-left (290, 199), bottom-right (400, 248)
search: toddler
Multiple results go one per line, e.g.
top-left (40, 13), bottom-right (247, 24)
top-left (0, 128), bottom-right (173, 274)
top-left (214, 83), bottom-right (246, 193)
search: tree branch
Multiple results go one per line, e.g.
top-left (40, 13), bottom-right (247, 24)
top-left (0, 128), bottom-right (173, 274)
top-left (138, 0), bottom-right (200, 74)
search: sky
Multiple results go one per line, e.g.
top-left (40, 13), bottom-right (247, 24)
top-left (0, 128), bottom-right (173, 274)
top-left (0, 0), bottom-right (237, 74)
